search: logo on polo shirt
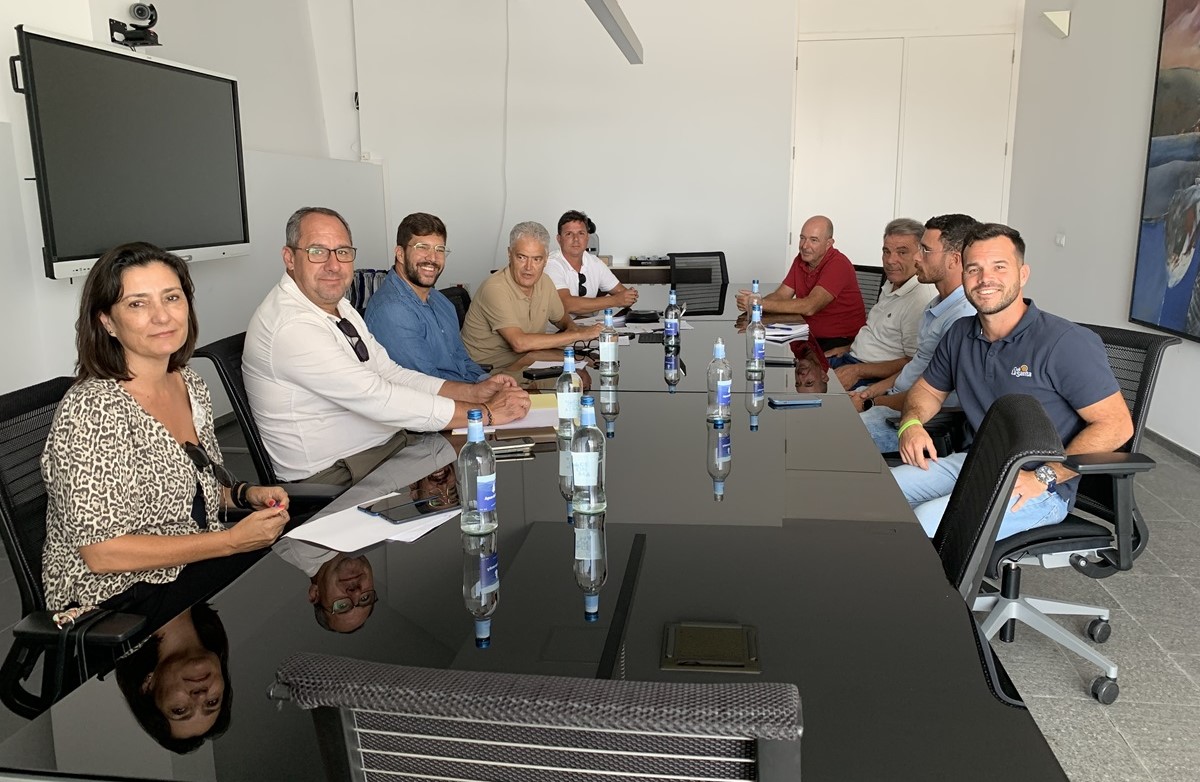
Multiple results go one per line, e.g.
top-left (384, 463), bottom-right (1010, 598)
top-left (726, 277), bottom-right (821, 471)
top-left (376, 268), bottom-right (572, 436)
top-left (1010, 364), bottom-right (1032, 378)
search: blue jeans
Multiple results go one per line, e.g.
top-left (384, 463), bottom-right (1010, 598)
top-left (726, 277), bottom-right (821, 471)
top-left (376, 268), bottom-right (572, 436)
top-left (861, 405), bottom-right (900, 452)
top-left (891, 451), bottom-right (1069, 539)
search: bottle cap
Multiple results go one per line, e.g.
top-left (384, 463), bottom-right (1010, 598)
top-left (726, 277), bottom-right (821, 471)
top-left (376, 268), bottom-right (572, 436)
top-left (467, 409), bottom-right (482, 422)
top-left (713, 418), bottom-right (725, 430)
top-left (564, 347), bottom-right (575, 359)
top-left (606, 421), bottom-right (615, 438)
top-left (584, 593), bottom-right (600, 621)
top-left (604, 308), bottom-right (613, 317)
top-left (750, 414), bottom-right (759, 431)
top-left (713, 480), bottom-right (725, 501)
top-left (474, 618), bottom-right (492, 648)
top-left (581, 396), bottom-right (594, 407)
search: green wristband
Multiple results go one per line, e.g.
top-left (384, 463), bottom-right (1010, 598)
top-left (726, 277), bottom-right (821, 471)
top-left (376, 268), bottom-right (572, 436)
top-left (897, 419), bottom-right (923, 438)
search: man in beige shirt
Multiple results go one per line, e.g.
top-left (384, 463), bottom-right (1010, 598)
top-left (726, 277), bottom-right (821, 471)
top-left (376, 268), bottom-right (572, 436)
top-left (462, 221), bottom-right (602, 371)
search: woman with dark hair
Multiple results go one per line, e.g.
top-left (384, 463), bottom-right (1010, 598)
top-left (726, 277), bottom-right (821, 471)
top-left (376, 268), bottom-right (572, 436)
top-left (40, 242), bottom-right (290, 612)
top-left (115, 603), bottom-right (233, 753)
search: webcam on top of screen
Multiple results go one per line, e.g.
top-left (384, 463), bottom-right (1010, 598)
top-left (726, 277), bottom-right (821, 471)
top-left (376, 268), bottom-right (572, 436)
top-left (110, 4), bottom-right (161, 50)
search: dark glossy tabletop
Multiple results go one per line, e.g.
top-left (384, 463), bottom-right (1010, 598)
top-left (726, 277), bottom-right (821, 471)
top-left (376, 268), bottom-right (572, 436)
top-left (0, 329), bottom-right (1065, 781)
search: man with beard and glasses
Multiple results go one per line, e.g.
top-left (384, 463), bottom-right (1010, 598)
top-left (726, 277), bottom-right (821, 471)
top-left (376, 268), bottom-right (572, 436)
top-left (243, 207), bottom-right (530, 487)
top-left (890, 222), bottom-right (1133, 539)
top-left (365, 213), bottom-right (488, 382)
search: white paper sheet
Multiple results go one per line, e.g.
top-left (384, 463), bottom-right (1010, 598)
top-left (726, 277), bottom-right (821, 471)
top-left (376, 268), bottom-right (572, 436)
top-left (284, 503), bottom-right (461, 551)
top-left (450, 405), bottom-right (559, 434)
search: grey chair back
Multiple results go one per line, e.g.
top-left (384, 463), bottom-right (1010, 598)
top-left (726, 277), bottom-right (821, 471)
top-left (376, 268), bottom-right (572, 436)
top-left (669, 251), bottom-right (728, 316)
top-left (853, 264), bottom-right (885, 311)
top-left (935, 394), bottom-right (1064, 602)
top-left (275, 652), bottom-right (802, 781)
top-left (439, 284), bottom-right (472, 329)
top-left (193, 332), bottom-right (278, 486)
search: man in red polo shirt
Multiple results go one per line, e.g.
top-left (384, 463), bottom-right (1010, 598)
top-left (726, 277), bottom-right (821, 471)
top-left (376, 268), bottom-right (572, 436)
top-left (736, 215), bottom-right (866, 351)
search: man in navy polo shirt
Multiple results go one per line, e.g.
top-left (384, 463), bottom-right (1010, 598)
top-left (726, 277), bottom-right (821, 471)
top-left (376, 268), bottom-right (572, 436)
top-left (891, 222), bottom-right (1133, 539)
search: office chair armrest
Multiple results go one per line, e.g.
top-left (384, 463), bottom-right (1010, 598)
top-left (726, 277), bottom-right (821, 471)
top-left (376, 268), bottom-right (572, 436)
top-left (1063, 452), bottom-right (1156, 475)
top-left (282, 483), bottom-right (345, 502)
top-left (14, 610), bottom-right (145, 645)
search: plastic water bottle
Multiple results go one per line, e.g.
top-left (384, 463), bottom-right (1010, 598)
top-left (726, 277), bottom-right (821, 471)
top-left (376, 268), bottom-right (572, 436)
top-left (573, 511), bottom-right (608, 622)
top-left (663, 289), bottom-right (682, 350)
top-left (664, 347), bottom-right (682, 393)
top-left (462, 531), bottom-right (499, 648)
top-left (556, 347), bottom-right (582, 440)
top-left (707, 419), bottom-right (732, 501)
top-left (599, 374), bottom-right (620, 439)
top-left (570, 397), bottom-right (607, 515)
top-left (598, 308), bottom-right (619, 376)
top-left (746, 377), bottom-right (765, 431)
top-left (706, 338), bottom-right (732, 422)
top-left (746, 304), bottom-right (766, 377)
top-left (457, 409), bottom-right (497, 534)
top-left (557, 432), bottom-right (574, 524)
top-left (746, 278), bottom-right (763, 314)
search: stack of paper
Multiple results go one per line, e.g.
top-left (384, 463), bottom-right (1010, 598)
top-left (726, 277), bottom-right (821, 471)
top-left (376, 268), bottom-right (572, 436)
top-left (765, 323), bottom-right (810, 343)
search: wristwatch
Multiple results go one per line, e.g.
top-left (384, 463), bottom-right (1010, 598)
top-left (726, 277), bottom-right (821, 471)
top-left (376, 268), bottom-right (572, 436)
top-left (1033, 464), bottom-right (1057, 493)
top-left (861, 397), bottom-right (874, 411)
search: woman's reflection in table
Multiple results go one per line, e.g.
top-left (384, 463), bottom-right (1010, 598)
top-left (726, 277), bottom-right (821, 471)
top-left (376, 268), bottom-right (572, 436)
top-left (114, 603), bottom-right (231, 754)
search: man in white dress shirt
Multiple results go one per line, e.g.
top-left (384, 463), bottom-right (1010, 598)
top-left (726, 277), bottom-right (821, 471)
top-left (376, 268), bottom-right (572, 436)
top-left (545, 210), bottom-right (639, 316)
top-left (243, 207), bottom-right (530, 486)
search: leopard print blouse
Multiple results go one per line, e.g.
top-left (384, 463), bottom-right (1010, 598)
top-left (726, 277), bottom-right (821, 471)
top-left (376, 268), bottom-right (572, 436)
top-left (40, 367), bottom-right (226, 610)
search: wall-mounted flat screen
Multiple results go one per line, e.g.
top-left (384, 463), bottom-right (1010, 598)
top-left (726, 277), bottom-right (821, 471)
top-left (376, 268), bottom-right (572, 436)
top-left (15, 26), bottom-right (250, 280)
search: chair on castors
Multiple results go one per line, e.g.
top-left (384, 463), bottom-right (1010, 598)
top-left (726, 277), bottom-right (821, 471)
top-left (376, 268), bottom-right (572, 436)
top-left (973, 325), bottom-right (1179, 704)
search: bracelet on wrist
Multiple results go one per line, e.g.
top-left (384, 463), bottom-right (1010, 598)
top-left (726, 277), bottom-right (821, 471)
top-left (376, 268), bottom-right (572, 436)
top-left (232, 481), bottom-right (253, 510)
top-left (482, 403), bottom-right (494, 426)
top-left (896, 418), bottom-right (923, 438)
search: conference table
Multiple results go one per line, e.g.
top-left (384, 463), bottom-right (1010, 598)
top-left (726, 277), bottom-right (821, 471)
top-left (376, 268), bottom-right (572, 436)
top-left (0, 287), bottom-right (1066, 781)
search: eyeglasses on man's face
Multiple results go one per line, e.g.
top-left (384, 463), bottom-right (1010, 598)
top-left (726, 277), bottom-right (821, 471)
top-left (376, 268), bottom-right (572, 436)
top-left (291, 245), bottom-right (357, 263)
top-left (336, 318), bottom-right (369, 362)
top-left (408, 242), bottom-right (451, 257)
top-left (324, 590), bottom-right (378, 615)
top-left (183, 442), bottom-right (237, 488)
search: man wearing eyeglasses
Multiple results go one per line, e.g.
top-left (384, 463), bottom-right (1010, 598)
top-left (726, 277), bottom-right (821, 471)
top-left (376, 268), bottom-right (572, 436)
top-left (364, 212), bottom-right (488, 383)
top-left (462, 221), bottom-right (603, 371)
top-left (546, 210), bottom-right (639, 316)
top-left (244, 207), bottom-right (531, 486)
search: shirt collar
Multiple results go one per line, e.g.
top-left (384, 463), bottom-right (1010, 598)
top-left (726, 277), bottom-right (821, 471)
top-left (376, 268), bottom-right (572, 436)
top-left (387, 266), bottom-right (431, 306)
top-left (278, 272), bottom-right (355, 322)
top-left (501, 266), bottom-right (535, 300)
top-left (970, 298), bottom-right (1039, 343)
top-left (883, 274), bottom-right (923, 298)
top-left (927, 285), bottom-right (967, 316)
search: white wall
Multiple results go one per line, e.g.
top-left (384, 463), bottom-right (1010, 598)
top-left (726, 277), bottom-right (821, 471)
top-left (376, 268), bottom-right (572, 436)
top-left (1007, 1), bottom-right (1200, 454)
top-left (355, 0), bottom-right (798, 284)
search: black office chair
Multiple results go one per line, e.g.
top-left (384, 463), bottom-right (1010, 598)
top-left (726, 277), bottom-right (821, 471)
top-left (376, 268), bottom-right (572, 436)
top-left (669, 251), bottom-right (728, 316)
top-left (853, 264), bottom-right (885, 311)
top-left (193, 333), bottom-right (342, 504)
top-left (973, 325), bottom-right (1179, 704)
top-left (347, 268), bottom-right (390, 315)
top-left (0, 377), bottom-right (146, 718)
top-left (439, 284), bottom-right (472, 329)
top-left (272, 652), bottom-right (802, 781)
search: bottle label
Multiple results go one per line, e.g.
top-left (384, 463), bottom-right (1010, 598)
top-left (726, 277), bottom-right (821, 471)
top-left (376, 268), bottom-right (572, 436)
top-left (558, 449), bottom-right (571, 477)
top-left (571, 452), bottom-right (601, 486)
top-left (753, 337), bottom-right (765, 360)
top-left (717, 379), bottom-right (732, 407)
top-left (478, 552), bottom-right (499, 595)
top-left (599, 341), bottom-right (617, 362)
top-left (664, 318), bottom-right (679, 337)
top-left (558, 392), bottom-right (581, 421)
top-left (665, 355), bottom-right (678, 371)
top-left (752, 379), bottom-right (765, 400)
top-left (717, 433), bottom-right (732, 464)
top-left (476, 472), bottom-right (497, 511)
top-left (574, 527), bottom-right (601, 560)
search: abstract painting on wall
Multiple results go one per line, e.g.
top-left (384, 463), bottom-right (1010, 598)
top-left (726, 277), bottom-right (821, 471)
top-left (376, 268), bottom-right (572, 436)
top-left (1132, 0), bottom-right (1200, 342)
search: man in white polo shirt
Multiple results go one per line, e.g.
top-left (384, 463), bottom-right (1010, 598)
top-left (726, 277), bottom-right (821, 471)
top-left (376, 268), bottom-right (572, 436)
top-left (826, 218), bottom-right (936, 390)
top-left (545, 210), bottom-right (639, 316)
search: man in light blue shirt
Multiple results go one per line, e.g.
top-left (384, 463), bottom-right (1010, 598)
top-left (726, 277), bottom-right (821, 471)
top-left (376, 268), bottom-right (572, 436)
top-left (365, 213), bottom-right (488, 383)
top-left (848, 214), bottom-right (978, 452)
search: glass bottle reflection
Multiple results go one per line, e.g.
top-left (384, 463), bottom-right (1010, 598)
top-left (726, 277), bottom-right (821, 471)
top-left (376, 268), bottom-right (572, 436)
top-left (573, 511), bottom-right (608, 621)
top-left (557, 432), bottom-right (574, 524)
top-left (664, 345), bottom-right (682, 393)
top-left (599, 373), bottom-right (620, 439)
top-left (745, 377), bottom-right (765, 431)
top-left (462, 531), bottom-right (499, 648)
top-left (707, 418), bottom-right (732, 501)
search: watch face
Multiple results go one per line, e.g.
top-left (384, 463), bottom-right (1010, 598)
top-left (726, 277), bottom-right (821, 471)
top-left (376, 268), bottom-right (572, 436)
top-left (1035, 465), bottom-right (1056, 485)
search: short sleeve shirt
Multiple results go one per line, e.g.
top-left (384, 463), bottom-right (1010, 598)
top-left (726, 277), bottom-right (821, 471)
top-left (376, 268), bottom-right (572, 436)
top-left (545, 250), bottom-right (620, 297)
top-left (781, 247), bottom-right (866, 340)
top-left (923, 301), bottom-right (1120, 505)
top-left (461, 267), bottom-right (565, 369)
top-left (848, 274), bottom-right (936, 362)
